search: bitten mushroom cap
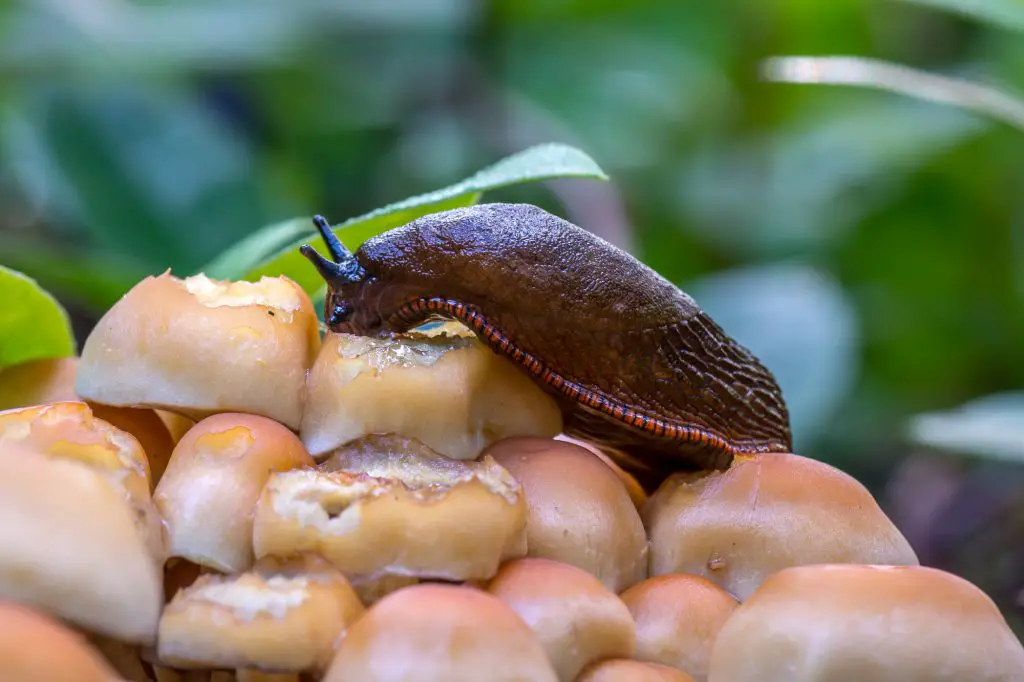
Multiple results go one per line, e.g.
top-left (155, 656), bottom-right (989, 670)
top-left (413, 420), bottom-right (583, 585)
top-left (300, 329), bottom-right (563, 460)
top-left (154, 412), bottom-right (315, 573)
top-left (157, 554), bottom-right (365, 674)
top-left (0, 601), bottom-right (121, 682)
top-left (254, 435), bottom-right (527, 581)
top-left (323, 583), bottom-right (558, 682)
top-left (484, 436), bottom-right (648, 592)
top-left (0, 400), bottom-right (166, 563)
top-left (619, 574), bottom-right (738, 682)
top-left (75, 272), bottom-right (321, 430)
top-left (576, 659), bottom-right (696, 682)
top-left (642, 452), bottom-right (919, 600)
top-left (707, 563), bottom-right (1024, 682)
top-left (0, 401), bottom-right (152, 497)
top-left (0, 442), bottom-right (163, 643)
top-left (486, 557), bottom-right (636, 682)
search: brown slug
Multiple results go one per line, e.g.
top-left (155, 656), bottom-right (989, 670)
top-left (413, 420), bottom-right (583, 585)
top-left (300, 203), bottom-right (791, 490)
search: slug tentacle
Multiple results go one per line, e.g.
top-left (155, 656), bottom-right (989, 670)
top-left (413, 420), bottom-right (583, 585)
top-left (300, 215), bottom-right (365, 285)
top-left (303, 202), bottom-right (793, 491)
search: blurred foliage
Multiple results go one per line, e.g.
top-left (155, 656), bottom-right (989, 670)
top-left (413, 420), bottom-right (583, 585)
top-left (3, 0), bottom-right (1024, 630)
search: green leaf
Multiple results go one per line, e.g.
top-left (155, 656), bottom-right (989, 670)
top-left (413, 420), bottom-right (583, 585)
top-left (761, 56), bottom-right (1024, 131)
top-left (0, 265), bottom-right (76, 370)
top-left (894, 0), bottom-right (1024, 33)
top-left (203, 217), bottom-right (314, 281)
top-left (204, 142), bottom-right (609, 292)
top-left (241, 193), bottom-right (481, 295)
top-left (907, 392), bottom-right (1024, 463)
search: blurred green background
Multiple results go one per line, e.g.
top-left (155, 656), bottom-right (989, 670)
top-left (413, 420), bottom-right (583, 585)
top-left (3, 0), bottom-right (1024, 631)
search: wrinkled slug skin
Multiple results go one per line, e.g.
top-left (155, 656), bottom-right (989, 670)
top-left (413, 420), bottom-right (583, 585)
top-left (309, 203), bottom-right (792, 490)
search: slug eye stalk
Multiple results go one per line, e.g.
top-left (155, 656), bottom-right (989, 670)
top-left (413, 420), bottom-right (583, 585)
top-left (299, 215), bottom-right (364, 285)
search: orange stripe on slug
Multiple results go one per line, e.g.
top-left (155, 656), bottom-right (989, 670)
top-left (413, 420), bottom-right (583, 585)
top-left (390, 296), bottom-right (745, 456)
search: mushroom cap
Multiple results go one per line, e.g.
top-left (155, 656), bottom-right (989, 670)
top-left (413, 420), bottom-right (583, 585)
top-left (0, 601), bottom-right (121, 682)
top-left (157, 554), bottom-right (365, 674)
top-left (619, 574), bottom-right (738, 682)
top-left (577, 659), bottom-right (696, 682)
top-left (0, 442), bottom-right (163, 643)
top-left (486, 557), bottom-right (636, 681)
top-left (642, 452), bottom-right (919, 600)
top-left (254, 436), bottom-right (527, 581)
top-left (0, 401), bottom-right (152, 498)
top-left (484, 436), bottom-right (648, 592)
top-left (323, 583), bottom-right (558, 682)
top-left (75, 272), bottom-right (320, 430)
top-left (0, 357), bottom-right (79, 408)
top-left (300, 329), bottom-right (562, 460)
top-left (154, 412), bottom-right (315, 573)
top-left (0, 401), bottom-right (165, 563)
top-left (554, 433), bottom-right (647, 508)
top-left (707, 563), bottom-right (1024, 682)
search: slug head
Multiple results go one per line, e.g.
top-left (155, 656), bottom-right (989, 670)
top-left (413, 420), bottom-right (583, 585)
top-left (299, 215), bottom-right (376, 333)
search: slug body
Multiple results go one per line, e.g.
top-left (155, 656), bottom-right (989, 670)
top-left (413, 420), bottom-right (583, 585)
top-left (301, 203), bottom-right (791, 490)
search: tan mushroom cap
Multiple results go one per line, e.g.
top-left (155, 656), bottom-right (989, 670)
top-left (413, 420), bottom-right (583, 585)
top-left (485, 436), bottom-right (648, 593)
top-left (0, 356), bottom-right (180, 486)
top-left (155, 413), bottom-right (315, 573)
top-left (75, 272), bottom-right (321, 431)
top-left (0, 401), bottom-right (166, 563)
top-left (555, 434), bottom-right (648, 508)
top-left (0, 401), bottom-right (152, 499)
top-left (0, 601), bottom-right (121, 682)
top-left (642, 452), bottom-right (919, 601)
top-left (158, 554), bottom-right (365, 674)
top-left (486, 557), bottom-right (636, 682)
top-left (619, 574), bottom-right (738, 681)
top-left (576, 660), bottom-right (696, 682)
top-left (323, 583), bottom-right (559, 682)
top-left (255, 435), bottom-right (526, 581)
top-left (0, 356), bottom-right (79, 408)
top-left (0, 443), bottom-right (163, 643)
top-left (300, 328), bottom-right (562, 461)
top-left (708, 563), bottom-right (1024, 682)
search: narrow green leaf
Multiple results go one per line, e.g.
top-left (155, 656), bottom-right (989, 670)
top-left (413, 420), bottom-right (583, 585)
top-left (907, 392), bottom-right (1024, 463)
top-left (894, 0), bottom-right (1024, 33)
top-left (202, 217), bottom-right (314, 281)
top-left (0, 265), bottom-right (76, 370)
top-left (761, 56), bottom-right (1024, 131)
top-left (245, 193), bottom-right (481, 294)
top-left (335, 142), bottom-right (609, 226)
top-left (204, 142), bottom-right (608, 291)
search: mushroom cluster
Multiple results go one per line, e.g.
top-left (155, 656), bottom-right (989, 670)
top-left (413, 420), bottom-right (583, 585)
top-left (0, 270), bottom-right (1022, 682)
